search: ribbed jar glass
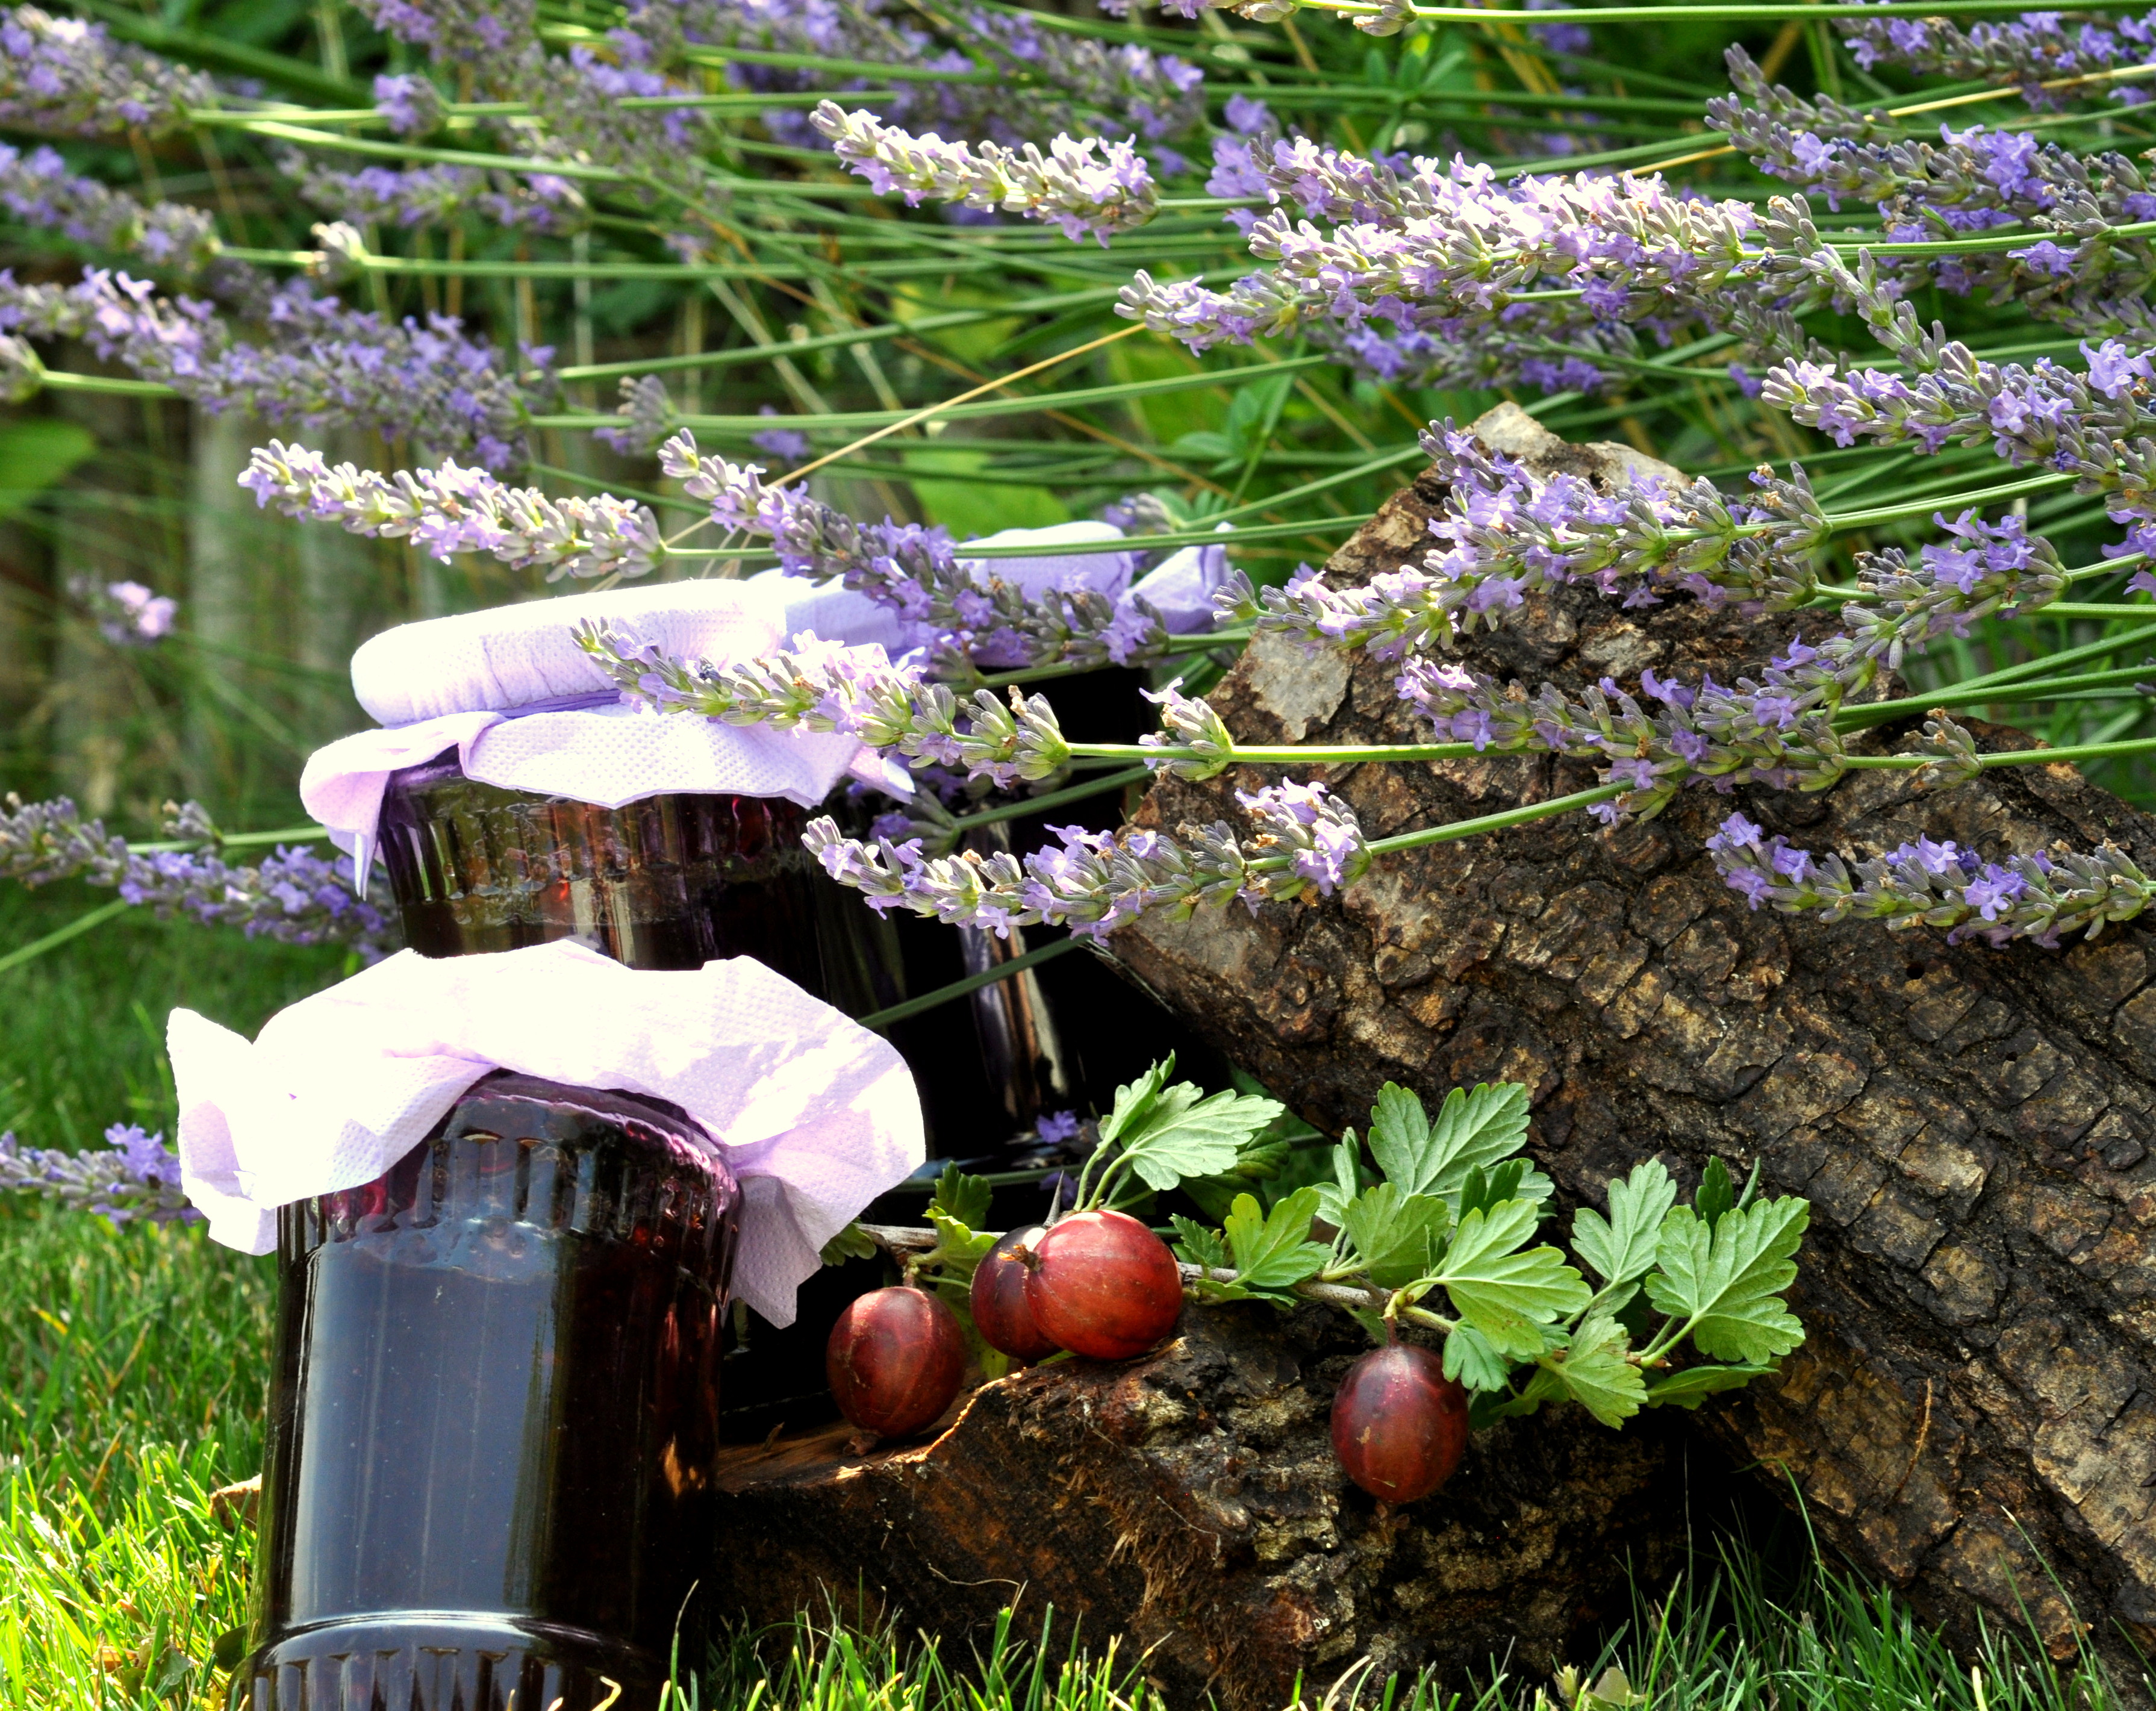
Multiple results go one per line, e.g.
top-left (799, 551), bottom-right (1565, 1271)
top-left (246, 1074), bottom-right (740, 1709)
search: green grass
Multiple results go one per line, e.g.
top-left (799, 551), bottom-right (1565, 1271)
top-left (0, 903), bottom-right (2149, 1710)
top-left (0, 880), bottom-right (355, 1149)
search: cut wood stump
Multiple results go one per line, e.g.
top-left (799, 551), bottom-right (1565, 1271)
top-left (1100, 404), bottom-right (2156, 1683)
top-left (708, 1301), bottom-right (1703, 1710)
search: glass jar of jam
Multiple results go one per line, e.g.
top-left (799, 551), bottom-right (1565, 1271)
top-left (246, 1076), bottom-right (738, 1708)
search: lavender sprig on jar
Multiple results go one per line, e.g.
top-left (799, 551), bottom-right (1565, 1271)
top-left (659, 431), bottom-right (1180, 671)
top-left (575, 623), bottom-right (1076, 788)
top-left (813, 102), bottom-right (1159, 244)
top-left (800, 778), bottom-right (1371, 938)
top-left (1706, 811), bottom-right (2156, 948)
top-left (0, 1123), bottom-right (198, 1226)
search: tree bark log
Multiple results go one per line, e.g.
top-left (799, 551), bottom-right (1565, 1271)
top-left (1103, 404), bottom-right (2156, 1682)
top-left (708, 1301), bottom-right (1704, 1709)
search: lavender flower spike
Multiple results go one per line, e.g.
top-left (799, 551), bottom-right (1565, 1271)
top-left (0, 5), bottom-right (213, 138)
top-left (575, 624), bottom-right (1074, 788)
top-left (0, 1123), bottom-right (198, 1226)
top-left (1706, 811), bottom-right (2156, 949)
top-left (240, 440), bottom-right (662, 582)
top-left (802, 785), bottom-right (1369, 938)
top-left (812, 102), bottom-right (1159, 243)
top-left (1, 794), bottom-right (391, 955)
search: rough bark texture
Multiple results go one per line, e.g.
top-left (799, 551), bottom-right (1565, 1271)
top-left (1103, 404), bottom-right (2156, 1684)
top-left (708, 1301), bottom-right (1705, 1709)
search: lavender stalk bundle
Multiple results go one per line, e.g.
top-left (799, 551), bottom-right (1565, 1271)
top-left (0, 794), bottom-right (392, 955)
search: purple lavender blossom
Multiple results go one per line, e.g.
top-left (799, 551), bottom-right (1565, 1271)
top-left (1235, 421), bottom-right (1830, 658)
top-left (373, 72), bottom-right (443, 137)
top-left (1120, 142), bottom-right (1763, 361)
top-left (0, 1122), bottom-right (199, 1226)
top-left (0, 142), bottom-right (218, 273)
top-left (814, 102), bottom-right (1160, 244)
top-left (1834, 3), bottom-right (2156, 107)
top-left (1036, 1109), bottom-right (1082, 1145)
top-left (0, 268), bottom-right (544, 470)
top-left (284, 154), bottom-right (589, 237)
top-left (0, 5), bottom-right (213, 137)
top-left (240, 439), bottom-right (662, 581)
top-left (1707, 810), bottom-right (2155, 948)
top-left (750, 407), bottom-right (813, 463)
top-left (801, 787), bottom-right (1367, 937)
top-left (658, 431), bottom-right (1185, 672)
top-left (1, 794), bottom-right (392, 955)
top-left (72, 576), bottom-right (176, 645)
top-left (576, 621), bottom-right (1075, 788)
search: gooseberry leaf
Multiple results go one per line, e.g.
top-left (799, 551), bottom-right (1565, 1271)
top-left (1642, 1364), bottom-right (1777, 1410)
top-left (1101, 1058), bottom-right (1284, 1194)
top-left (1366, 1081), bottom-right (1551, 1211)
top-left (1695, 1158), bottom-right (1735, 1230)
top-left (1169, 1214), bottom-right (1229, 1272)
top-left (820, 1221), bottom-right (877, 1265)
top-left (1315, 1134), bottom-right (1366, 1227)
top-left (926, 1209), bottom-right (997, 1281)
top-left (1224, 1187), bottom-right (1329, 1295)
top-left (929, 1163), bottom-right (993, 1231)
top-left (1571, 1159), bottom-right (1678, 1288)
top-left (1339, 1183), bottom-right (1449, 1289)
top-left (1457, 1158), bottom-right (1530, 1224)
top-left (1441, 1322), bottom-right (1515, 1392)
top-left (1433, 1199), bottom-right (1594, 1330)
top-left (1643, 1198), bottom-right (1810, 1365)
top-left (1541, 1312), bottom-right (1645, 1428)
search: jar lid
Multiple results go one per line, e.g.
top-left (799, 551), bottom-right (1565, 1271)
top-left (352, 578), bottom-right (784, 726)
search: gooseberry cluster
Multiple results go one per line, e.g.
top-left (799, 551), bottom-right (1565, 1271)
top-left (821, 1060), bottom-right (1811, 1507)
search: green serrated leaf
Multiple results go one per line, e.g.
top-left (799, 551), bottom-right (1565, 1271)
top-left (1572, 1159), bottom-right (1678, 1288)
top-left (1170, 1213), bottom-right (1229, 1271)
top-left (1367, 1081), bottom-right (1551, 1212)
top-left (1224, 1187), bottom-right (1329, 1294)
top-left (820, 1222), bottom-right (877, 1265)
top-left (1435, 1200), bottom-right (1594, 1331)
top-left (1457, 1158), bottom-right (1529, 1224)
top-left (1115, 1087), bottom-right (1286, 1193)
top-left (1441, 1321), bottom-right (1515, 1392)
top-left (1542, 1312), bottom-right (1645, 1428)
top-left (1314, 1133), bottom-right (1365, 1227)
top-left (1365, 1083), bottom-right (1432, 1186)
top-left (1642, 1364), bottom-right (1777, 1409)
top-left (1340, 1183), bottom-right (1450, 1289)
top-left (1231, 1133), bottom-right (1293, 1182)
top-left (1643, 1198), bottom-right (1810, 1365)
top-left (1696, 1159), bottom-right (1736, 1230)
top-left (929, 1163), bottom-right (993, 1231)
top-left (1100, 1056), bottom-right (1177, 1145)
top-left (926, 1209), bottom-right (999, 1283)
